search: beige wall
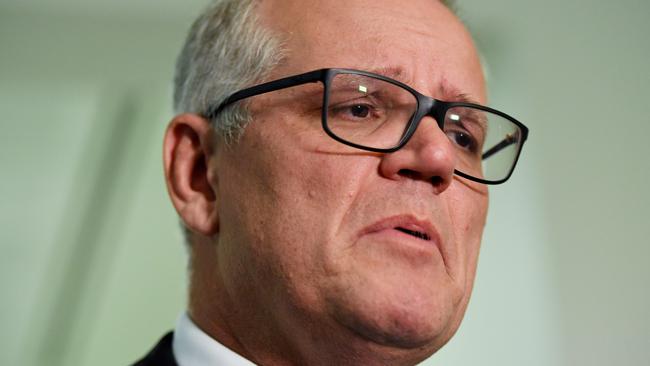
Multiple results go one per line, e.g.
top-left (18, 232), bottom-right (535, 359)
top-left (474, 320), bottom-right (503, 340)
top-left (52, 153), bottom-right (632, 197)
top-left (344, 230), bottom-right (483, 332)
top-left (1, 1), bottom-right (647, 365)
top-left (456, 1), bottom-right (650, 365)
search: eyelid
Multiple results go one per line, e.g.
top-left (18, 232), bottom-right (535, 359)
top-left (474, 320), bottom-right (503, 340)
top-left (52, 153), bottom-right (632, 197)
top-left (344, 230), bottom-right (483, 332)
top-left (445, 118), bottom-right (485, 148)
top-left (447, 110), bottom-right (487, 138)
top-left (329, 91), bottom-right (383, 107)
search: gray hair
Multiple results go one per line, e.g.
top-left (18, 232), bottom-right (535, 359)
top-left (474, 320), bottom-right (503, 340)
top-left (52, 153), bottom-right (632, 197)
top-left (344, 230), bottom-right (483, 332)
top-left (173, 0), bottom-right (457, 142)
top-left (173, 0), bottom-right (284, 142)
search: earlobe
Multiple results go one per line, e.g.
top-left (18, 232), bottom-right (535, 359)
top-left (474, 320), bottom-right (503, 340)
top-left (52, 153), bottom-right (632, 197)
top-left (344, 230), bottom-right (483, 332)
top-left (163, 114), bottom-right (220, 236)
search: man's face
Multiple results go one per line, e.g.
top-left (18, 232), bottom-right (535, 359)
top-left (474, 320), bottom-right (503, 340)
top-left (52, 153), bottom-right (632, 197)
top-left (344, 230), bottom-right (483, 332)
top-left (210, 0), bottom-right (488, 359)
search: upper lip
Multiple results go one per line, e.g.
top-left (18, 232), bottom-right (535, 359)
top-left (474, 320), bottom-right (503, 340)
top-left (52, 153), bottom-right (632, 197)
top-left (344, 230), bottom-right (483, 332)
top-left (360, 215), bottom-right (441, 245)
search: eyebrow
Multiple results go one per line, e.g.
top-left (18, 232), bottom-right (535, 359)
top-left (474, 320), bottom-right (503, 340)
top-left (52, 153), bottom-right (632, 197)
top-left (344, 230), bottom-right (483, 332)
top-left (364, 65), bottom-right (406, 81)
top-left (450, 92), bottom-right (481, 105)
top-left (363, 66), bottom-right (482, 105)
top-left (438, 81), bottom-right (481, 104)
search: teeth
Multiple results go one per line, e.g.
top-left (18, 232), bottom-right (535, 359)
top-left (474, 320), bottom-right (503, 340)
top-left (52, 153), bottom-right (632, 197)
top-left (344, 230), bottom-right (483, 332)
top-left (396, 227), bottom-right (430, 241)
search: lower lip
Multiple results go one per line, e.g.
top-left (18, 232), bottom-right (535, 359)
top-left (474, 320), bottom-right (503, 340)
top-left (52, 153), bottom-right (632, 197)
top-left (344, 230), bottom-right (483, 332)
top-left (362, 228), bottom-right (440, 256)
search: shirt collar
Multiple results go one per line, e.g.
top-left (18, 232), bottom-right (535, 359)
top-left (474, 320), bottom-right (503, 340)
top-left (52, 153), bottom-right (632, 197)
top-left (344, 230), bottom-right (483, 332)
top-left (172, 312), bottom-right (257, 366)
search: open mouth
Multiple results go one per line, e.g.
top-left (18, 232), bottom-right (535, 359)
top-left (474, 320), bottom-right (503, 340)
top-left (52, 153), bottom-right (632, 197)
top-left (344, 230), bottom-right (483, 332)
top-left (395, 227), bottom-right (431, 241)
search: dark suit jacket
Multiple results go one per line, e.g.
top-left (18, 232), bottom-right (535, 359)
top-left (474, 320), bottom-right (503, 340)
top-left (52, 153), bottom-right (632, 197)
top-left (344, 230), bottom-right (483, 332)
top-left (132, 332), bottom-right (178, 366)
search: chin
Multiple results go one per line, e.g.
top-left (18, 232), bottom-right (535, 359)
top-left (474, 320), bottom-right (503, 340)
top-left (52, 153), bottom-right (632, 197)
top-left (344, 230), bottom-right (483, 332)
top-left (328, 287), bottom-right (459, 352)
top-left (320, 239), bottom-right (468, 354)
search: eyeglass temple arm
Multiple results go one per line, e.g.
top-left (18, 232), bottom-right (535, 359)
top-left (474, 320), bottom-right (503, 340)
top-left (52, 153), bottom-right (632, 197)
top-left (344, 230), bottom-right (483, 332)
top-left (205, 69), bottom-right (326, 119)
top-left (482, 133), bottom-right (518, 160)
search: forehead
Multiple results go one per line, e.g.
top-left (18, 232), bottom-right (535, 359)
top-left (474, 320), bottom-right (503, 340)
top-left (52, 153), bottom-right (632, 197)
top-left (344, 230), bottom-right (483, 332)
top-left (258, 0), bottom-right (485, 102)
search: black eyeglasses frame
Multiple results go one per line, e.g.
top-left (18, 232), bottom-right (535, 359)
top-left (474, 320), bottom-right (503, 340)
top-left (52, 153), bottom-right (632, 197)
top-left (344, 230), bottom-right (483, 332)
top-left (204, 68), bottom-right (529, 185)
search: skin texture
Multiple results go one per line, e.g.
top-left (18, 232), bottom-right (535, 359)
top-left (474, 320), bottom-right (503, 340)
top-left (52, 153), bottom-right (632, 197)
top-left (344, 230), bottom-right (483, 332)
top-left (163, 0), bottom-right (488, 365)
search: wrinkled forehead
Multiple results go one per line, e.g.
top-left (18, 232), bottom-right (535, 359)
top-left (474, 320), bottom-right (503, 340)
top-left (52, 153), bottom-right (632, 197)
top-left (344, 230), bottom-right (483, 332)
top-left (257, 0), bottom-right (485, 103)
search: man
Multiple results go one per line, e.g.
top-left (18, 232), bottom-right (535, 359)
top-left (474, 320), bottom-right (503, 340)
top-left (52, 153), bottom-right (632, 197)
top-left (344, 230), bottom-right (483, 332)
top-left (136, 0), bottom-right (528, 365)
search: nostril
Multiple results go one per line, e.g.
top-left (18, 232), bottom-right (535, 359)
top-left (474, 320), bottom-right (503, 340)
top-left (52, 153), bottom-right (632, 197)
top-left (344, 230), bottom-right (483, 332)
top-left (398, 169), bottom-right (447, 189)
top-left (430, 176), bottom-right (443, 186)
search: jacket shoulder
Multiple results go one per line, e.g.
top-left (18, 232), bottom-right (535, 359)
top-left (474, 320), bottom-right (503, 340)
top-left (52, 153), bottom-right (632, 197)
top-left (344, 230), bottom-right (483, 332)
top-left (132, 332), bottom-right (177, 366)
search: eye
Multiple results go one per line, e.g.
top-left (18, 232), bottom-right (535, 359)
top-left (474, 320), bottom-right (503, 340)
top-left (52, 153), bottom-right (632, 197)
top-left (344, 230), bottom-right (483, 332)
top-left (330, 102), bottom-right (379, 121)
top-left (446, 129), bottom-right (479, 153)
top-left (349, 104), bottom-right (370, 118)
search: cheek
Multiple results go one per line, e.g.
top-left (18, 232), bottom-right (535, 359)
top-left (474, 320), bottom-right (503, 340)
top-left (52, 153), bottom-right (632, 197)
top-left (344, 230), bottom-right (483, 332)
top-left (446, 181), bottom-right (488, 289)
top-left (215, 119), bottom-right (374, 307)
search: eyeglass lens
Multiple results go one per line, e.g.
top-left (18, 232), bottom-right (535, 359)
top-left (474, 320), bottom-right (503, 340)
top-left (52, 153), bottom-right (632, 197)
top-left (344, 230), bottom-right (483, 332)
top-left (326, 73), bottom-right (416, 149)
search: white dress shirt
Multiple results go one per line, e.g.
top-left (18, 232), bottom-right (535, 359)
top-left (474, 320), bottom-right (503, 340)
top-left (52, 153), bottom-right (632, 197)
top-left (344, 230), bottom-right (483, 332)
top-left (172, 312), bottom-right (257, 366)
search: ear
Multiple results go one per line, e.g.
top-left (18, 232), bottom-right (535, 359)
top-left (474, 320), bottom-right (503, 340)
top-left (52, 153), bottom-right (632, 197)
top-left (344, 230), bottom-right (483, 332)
top-left (163, 113), bottom-right (220, 236)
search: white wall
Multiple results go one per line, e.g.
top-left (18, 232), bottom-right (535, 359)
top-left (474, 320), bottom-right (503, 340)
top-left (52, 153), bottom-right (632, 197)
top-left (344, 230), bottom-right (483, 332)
top-left (0, 7), bottom-right (198, 365)
top-left (1, 1), bottom-right (648, 365)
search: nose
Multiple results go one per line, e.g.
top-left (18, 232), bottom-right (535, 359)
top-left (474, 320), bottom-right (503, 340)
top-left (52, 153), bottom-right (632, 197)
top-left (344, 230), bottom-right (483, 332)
top-left (378, 116), bottom-right (455, 194)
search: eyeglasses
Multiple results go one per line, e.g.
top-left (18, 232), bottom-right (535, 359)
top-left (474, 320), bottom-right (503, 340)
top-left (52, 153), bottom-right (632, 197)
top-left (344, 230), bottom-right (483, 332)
top-left (205, 68), bottom-right (529, 185)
